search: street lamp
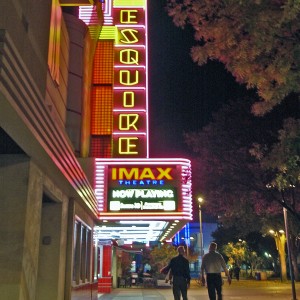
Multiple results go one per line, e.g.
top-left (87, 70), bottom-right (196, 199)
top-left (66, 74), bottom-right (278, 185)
top-left (283, 208), bottom-right (297, 300)
top-left (198, 197), bottom-right (204, 260)
top-left (266, 184), bottom-right (297, 300)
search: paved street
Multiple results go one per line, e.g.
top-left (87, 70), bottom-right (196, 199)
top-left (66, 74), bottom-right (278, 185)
top-left (98, 280), bottom-right (300, 300)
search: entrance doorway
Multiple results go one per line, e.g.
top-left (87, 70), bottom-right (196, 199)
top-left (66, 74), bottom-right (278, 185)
top-left (36, 194), bottom-right (63, 300)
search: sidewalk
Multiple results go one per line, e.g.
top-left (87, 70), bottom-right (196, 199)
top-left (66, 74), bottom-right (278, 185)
top-left (98, 279), bottom-right (300, 300)
top-left (98, 288), bottom-right (172, 300)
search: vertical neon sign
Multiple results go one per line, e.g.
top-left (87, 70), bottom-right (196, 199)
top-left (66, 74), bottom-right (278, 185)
top-left (113, 1), bottom-right (148, 158)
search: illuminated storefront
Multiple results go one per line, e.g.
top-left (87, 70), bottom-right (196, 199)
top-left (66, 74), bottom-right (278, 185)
top-left (79, 0), bottom-right (193, 291)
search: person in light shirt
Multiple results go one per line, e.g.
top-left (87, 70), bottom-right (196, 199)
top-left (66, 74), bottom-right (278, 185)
top-left (200, 242), bottom-right (231, 300)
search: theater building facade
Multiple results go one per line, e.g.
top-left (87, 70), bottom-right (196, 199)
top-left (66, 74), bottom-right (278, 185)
top-left (0, 0), bottom-right (192, 299)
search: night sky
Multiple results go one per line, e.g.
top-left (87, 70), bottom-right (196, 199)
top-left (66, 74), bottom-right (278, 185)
top-left (148, 1), bottom-right (247, 158)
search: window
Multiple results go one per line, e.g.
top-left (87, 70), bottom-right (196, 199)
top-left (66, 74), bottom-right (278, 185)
top-left (73, 219), bottom-right (92, 285)
top-left (48, 0), bottom-right (61, 84)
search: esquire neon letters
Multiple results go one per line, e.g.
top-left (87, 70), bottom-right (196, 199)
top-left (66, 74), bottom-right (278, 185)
top-left (113, 6), bottom-right (148, 157)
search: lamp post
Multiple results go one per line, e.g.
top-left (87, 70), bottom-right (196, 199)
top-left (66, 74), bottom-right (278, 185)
top-left (283, 208), bottom-right (297, 300)
top-left (266, 184), bottom-right (297, 300)
top-left (198, 197), bottom-right (204, 260)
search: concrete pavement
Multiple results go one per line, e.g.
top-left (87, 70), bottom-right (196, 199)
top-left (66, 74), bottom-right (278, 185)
top-left (98, 279), bottom-right (300, 300)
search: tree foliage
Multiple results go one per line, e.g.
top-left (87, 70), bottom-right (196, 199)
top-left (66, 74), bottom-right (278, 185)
top-left (251, 118), bottom-right (300, 192)
top-left (166, 0), bottom-right (300, 114)
top-left (165, 0), bottom-right (300, 280)
top-left (185, 96), bottom-right (300, 225)
top-left (186, 98), bottom-right (286, 225)
top-left (149, 244), bottom-right (178, 275)
top-left (223, 241), bottom-right (248, 267)
top-left (185, 98), bottom-right (300, 279)
top-left (120, 251), bottom-right (134, 276)
top-left (213, 227), bottom-right (281, 276)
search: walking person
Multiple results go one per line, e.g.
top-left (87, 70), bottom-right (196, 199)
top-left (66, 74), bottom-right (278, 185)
top-left (201, 242), bottom-right (231, 300)
top-left (234, 265), bottom-right (240, 281)
top-left (161, 246), bottom-right (191, 300)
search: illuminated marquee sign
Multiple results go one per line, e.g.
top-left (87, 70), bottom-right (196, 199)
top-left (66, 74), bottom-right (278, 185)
top-left (95, 158), bottom-right (192, 221)
top-left (111, 166), bottom-right (173, 185)
top-left (113, 3), bottom-right (148, 158)
top-left (108, 188), bottom-right (177, 212)
top-left (107, 164), bottom-right (178, 212)
top-left (110, 166), bottom-right (176, 186)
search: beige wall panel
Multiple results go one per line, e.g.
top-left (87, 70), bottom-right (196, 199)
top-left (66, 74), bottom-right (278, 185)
top-left (0, 1), bottom-right (51, 98)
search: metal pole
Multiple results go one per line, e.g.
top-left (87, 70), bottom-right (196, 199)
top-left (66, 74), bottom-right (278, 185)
top-left (199, 203), bottom-right (203, 258)
top-left (186, 238), bottom-right (189, 258)
top-left (283, 207), bottom-right (297, 300)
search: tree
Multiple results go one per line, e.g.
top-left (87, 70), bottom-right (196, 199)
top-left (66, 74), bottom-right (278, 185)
top-left (268, 230), bottom-right (288, 281)
top-left (213, 228), bottom-right (281, 277)
top-left (120, 251), bottom-right (133, 276)
top-left (185, 98), bottom-right (300, 279)
top-left (149, 244), bottom-right (178, 275)
top-left (186, 97), bottom-right (300, 220)
top-left (166, 0), bottom-right (300, 220)
top-left (222, 240), bottom-right (267, 278)
top-left (251, 118), bottom-right (300, 280)
top-left (166, 0), bottom-right (300, 115)
top-left (186, 99), bottom-right (279, 221)
top-left (251, 118), bottom-right (300, 215)
top-left (165, 0), bottom-right (300, 281)
top-left (223, 241), bottom-right (247, 267)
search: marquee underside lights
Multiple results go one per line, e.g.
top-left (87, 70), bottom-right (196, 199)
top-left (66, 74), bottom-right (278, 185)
top-left (94, 220), bottom-right (168, 244)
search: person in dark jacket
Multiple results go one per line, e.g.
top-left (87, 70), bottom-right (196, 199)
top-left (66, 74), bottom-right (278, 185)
top-left (161, 246), bottom-right (191, 300)
top-left (234, 265), bottom-right (241, 281)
